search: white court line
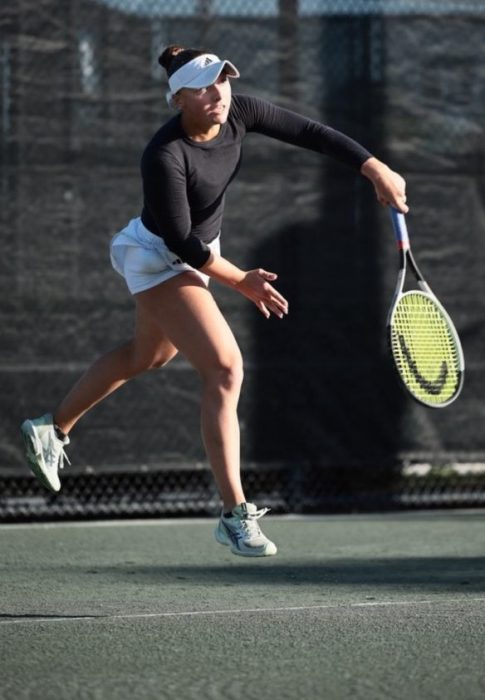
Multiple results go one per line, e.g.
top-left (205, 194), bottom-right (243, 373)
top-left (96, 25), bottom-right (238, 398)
top-left (2, 597), bottom-right (485, 626)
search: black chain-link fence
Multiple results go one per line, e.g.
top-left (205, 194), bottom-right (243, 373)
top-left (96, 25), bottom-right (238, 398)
top-left (2, 0), bottom-right (485, 520)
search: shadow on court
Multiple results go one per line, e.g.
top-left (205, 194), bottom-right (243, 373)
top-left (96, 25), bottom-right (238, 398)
top-left (25, 555), bottom-right (485, 594)
top-left (1, 511), bottom-right (485, 700)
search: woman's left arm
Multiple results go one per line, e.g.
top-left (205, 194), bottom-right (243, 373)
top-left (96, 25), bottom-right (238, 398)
top-left (235, 96), bottom-right (409, 213)
top-left (360, 156), bottom-right (408, 213)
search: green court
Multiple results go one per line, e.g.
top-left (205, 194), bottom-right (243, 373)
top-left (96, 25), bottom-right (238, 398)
top-left (1, 510), bottom-right (484, 699)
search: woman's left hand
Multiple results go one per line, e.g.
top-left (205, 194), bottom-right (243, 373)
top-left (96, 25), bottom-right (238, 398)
top-left (361, 157), bottom-right (409, 213)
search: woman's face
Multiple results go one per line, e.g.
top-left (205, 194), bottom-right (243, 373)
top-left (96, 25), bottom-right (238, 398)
top-left (174, 72), bottom-right (232, 129)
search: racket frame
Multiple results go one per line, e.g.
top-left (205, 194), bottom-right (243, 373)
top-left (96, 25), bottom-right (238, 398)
top-left (387, 209), bottom-right (465, 408)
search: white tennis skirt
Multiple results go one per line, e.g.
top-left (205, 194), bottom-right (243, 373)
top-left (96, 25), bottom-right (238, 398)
top-left (110, 217), bottom-right (220, 295)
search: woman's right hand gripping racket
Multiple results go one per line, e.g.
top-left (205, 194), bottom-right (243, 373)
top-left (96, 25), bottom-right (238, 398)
top-left (387, 208), bottom-right (464, 408)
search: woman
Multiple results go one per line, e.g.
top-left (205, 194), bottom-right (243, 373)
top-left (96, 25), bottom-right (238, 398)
top-left (21, 45), bottom-right (408, 557)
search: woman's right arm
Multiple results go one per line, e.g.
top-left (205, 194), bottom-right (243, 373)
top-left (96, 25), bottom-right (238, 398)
top-left (199, 253), bottom-right (289, 320)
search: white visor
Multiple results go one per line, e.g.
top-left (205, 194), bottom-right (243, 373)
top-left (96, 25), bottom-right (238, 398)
top-left (166, 53), bottom-right (240, 105)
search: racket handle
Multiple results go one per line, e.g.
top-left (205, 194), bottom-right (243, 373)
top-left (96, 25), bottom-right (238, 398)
top-left (390, 207), bottom-right (410, 250)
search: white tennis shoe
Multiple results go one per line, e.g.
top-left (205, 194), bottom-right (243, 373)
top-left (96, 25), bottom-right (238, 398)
top-left (215, 502), bottom-right (277, 557)
top-left (20, 414), bottom-right (70, 492)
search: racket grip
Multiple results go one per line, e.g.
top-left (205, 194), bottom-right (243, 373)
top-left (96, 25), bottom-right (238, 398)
top-left (390, 207), bottom-right (410, 250)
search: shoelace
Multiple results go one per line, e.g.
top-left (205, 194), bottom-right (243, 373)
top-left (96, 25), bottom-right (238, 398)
top-left (46, 437), bottom-right (71, 470)
top-left (58, 446), bottom-right (71, 470)
top-left (239, 507), bottom-right (270, 539)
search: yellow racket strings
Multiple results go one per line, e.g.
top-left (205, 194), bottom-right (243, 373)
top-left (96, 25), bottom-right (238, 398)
top-left (390, 292), bottom-right (461, 405)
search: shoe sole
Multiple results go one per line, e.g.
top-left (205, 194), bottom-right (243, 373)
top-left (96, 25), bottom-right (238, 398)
top-left (20, 424), bottom-right (60, 493)
top-left (229, 544), bottom-right (277, 557)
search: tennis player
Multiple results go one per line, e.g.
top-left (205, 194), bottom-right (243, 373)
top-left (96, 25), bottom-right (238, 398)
top-left (21, 45), bottom-right (408, 557)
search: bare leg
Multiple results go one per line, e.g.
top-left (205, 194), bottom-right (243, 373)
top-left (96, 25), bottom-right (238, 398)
top-left (54, 304), bottom-right (178, 434)
top-left (135, 273), bottom-right (245, 511)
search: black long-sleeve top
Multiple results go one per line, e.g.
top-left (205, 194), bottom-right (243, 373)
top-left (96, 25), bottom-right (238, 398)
top-left (140, 93), bottom-right (372, 269)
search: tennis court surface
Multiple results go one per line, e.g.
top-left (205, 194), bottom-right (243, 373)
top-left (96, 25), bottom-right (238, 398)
top-left (1, 510), bottom-right (485, 700)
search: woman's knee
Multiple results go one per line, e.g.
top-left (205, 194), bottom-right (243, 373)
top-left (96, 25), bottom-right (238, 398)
top-left (148, 345), bottom-right (178, 370)
top-left (202, 354), bottom-right (244, 395)
top-left (126, 341), bottom-right (177, 375)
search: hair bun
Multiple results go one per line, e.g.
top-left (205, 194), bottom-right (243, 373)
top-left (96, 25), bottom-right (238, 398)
top-left (158, 45), bottom-right (185, 70)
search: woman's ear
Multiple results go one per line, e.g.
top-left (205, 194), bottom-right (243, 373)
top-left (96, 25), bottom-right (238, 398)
top-left (172, 92), bottom-right (183, 110)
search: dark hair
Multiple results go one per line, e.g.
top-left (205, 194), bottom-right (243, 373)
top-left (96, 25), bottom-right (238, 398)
top-left (158, 45), bottom-right (208, 78)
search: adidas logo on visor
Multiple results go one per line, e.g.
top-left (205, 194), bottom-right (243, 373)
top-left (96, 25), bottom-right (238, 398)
top-left (203, 56), bottom-right (213, 66)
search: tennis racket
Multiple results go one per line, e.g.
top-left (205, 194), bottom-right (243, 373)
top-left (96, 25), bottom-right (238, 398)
top-left (387, 208), bottom-right (464, 408)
